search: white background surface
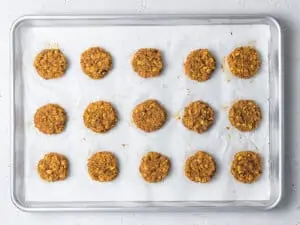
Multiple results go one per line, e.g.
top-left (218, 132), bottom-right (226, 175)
top-left (20, 24), bottom-right (270, 203)
top-left (2, 0), bottom-right (299, 224)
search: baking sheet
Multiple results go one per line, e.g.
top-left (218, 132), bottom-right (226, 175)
top-left (18, 24), bottom-right (270, 202)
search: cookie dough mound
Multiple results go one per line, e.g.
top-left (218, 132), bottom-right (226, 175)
top-left (231, 151), bottom-right (262, 183)
top-left (227, 46), bottom-right (261, 79)
top-left (139, 152), bottom-right (171, 183)
top-left (34, 49), bottom-right (67, 80)
top-left (185, 151), bottom-right (216, 183)
top-left (34, 104), bottom-right (67, 135)
top-left (132, 99), bottom-right (167, 132)
top-left (83, 101), bottom-right (118, 133)
top-left (132, 48), bottom-right (163, 78)
top-left (182, 100), bottom-right (215, 133)
top-left (80, 47), bottom-right (112, 79)
top-left (229, 100), bottom-right (262, 132)
top-left (184, 49), bottom-right (216, 82)
top-left (87, 151), bottom-right (119, 182)
top-left (37, 152), bottom-right (68, 182)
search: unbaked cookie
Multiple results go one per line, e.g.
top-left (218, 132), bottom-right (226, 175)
top-left (182, 101), bottom-right (215, 133)
top-left (34, 49), bottom-right (67, 80)
top-left (87, 151), bottom-right (119, 182)
top-left (80, 47), bottom-right (112, 79)
top-left (34, 104), bottom-right (67, 135)
top-left (229, 100), bottom-right (262, 132)
top-left (231, 151), bottom-right (262, 183)
top-left (227, 46), bottom-right (261, 79)
top-left (184, 151), bottom-right (216, 183)
top-left (184, 49), bottom-right (216, 82)
top-left (132, 48), bottom-right (164, 78)
top-left (83, 101), bottom-right (118, 133)
top-left (37, 152), bottom-right (68, 182)
top-left (132, 99), bottom-right (167, 132)
top-left (139, 152), bottom-right (170, 183)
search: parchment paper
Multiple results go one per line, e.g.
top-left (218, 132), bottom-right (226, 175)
top-left (19, 24), bottom-right (270, 202)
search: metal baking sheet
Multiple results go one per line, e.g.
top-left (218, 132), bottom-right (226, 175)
top-left (10, 15), bottom-right (283, 212)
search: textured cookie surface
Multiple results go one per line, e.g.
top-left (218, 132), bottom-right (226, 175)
top-left (87, 151), bottom-right (119, 182)
top-left (182, 101), bottom-right (215, 133)
top-left (231, 151), bottom-right (262, 183)
top-left (229, 100), bottom-right (262, 132)
top-left (184, 49), bottom-right (216, 82)
top-left (132, 48), bottom-right (163, 78)
top-left (185, 151), bottom-right (216, 183)
top-left (132, 99), bottom-right (167, 132)
top-left (34, 49), bottom-right (67, 79)
top-left (227, 46), bottom-right (261, 79)
top-left (83, 101), bottom-right (118, 133)
top-left (80, 47), bottom-right (112, 79)
top-left (34, 104), bottom-right (67, 135)
top-left (139, 152), bottom-right (171, 183)
top-left (37, 152), bottom-right (68, 182)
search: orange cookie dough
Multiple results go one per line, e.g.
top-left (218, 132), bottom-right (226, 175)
top-left (83, 101), bottom-right (118, 133)
top-left (182, 100), bottom-right (215, 133)
top-left (184, 49), bottom-right (216, 82)
top-left (227, 46), bottom-right (261, 79)
top-left (80, 47), bottom-right (112, 79)
top-left (132, 99), bottom-right (167, 132)
top-left (37, 152), bottom-right (69, 182)
top-left (132, 48), bottom-right (164, 78)
top-left (87, 151), bottom-right (119, 182)
top-left (229, 100), bottom-right (262, 132)
top-left (34, 49), bottom-right (67, 80)
top-left (185, 151), bottom-right (216, 183)
top-left (139, 152), bottom-right (171, 183)
top-left (231, 151), bottom-right (262, 183)
top-left (34, 104), bottom-right (67, 135)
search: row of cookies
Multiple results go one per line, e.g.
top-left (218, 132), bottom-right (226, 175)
top-left (34, 99), bottom-right (262, 135)
top-left (34, 46), bottom-right (261, 81)
top-left (38, 150), bottom-right (262, 184)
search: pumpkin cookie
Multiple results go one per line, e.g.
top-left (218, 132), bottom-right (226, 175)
top-left (87, 151), bottom-right (119, 182)
top-left (132, 99), bottom-right (167, 132)
top-left (83, 101), bottom-right (118, 133)
top-left (132, 48), bottom-right (163, 78)
top-left (139, 152), bottom-right (170, 183)
top-left (34, 104), bottom-right (67, 135)
top-left (34, 49), bottom-right (67, 80)
top-left (80, 47), bottom-right (112, 79)
top-left (229, 100), bottom-right (262, 132)
top-left (231, 151), bottom-right (262, 183)
top-left (182, 101), bottom-right (215, 133)
top-left (184, 49), bottom-right (216, 82)
top-left (227, 46), bottom-right (261, 79)
top-left (185, 151), bottom-right (216, 183)
top-left (37, 152), bottom-right (68, 182)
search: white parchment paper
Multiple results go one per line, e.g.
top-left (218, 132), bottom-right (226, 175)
top-left (19, 24), bottom-right (270, 202)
